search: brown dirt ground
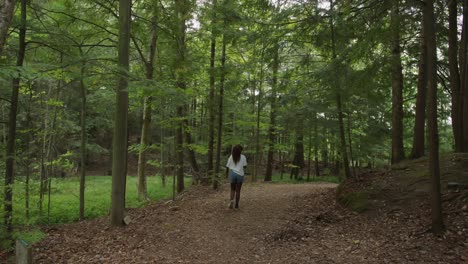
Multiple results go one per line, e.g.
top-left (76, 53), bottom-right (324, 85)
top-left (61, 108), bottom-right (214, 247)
top-left (29, 177), bottom-right (467, 264)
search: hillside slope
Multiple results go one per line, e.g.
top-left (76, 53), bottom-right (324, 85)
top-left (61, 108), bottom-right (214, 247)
top-left (337, 153), bottom-right (468, 260)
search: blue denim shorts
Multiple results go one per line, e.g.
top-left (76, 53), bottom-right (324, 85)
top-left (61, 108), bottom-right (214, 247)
top-left (229, 170), bottom-right (244, 184)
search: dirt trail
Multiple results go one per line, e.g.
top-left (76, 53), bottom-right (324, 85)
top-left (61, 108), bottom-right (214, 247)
top-left (34, 183), bottom-right (334, 263)
top-left (34, 182), bottom-right (467, 264)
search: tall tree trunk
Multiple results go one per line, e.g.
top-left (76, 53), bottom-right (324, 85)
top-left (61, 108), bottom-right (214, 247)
top-left (184, 103), bottom-right (199, 175)
top-left (249, 76), bottom-right (256, 180)
top-left (185, 99), bottom-right (199, 174)
top-left (208, 0), bottom-right (217, 185)
top-left (47, 174), bottom-right (52, 224)
top-left (174, 0), bottom-right (189, 193)
top-left (213, 28), bottom-right (227, 190)
top-left (0, 0), bottom-right (15, 54)
top-left (410, 22), bottom-right (427, 159)
top-left (448, 0), bottom-right (462, 152)
top-left (39, 90), bottom-right (48, 220)
top-left (191, 98), bottom-right (197, 127)
top-left (314, 117), bottom-right (320, 177)
top-left (4, 0), bottom-right (26, 244)
top-left (39, 79), bottom-right (60, 224)
top-left (137, 17), bottom-right (158, 201)
top-left (321, 123), bottom-right (328, 168)
top-left (265, 44), bottom-right (279, 182)
top-left (175, 105), bottom-right (184, 193)
top-left (111, 0), bottom-right (131, 226)
top-left (254, 66), bottom-right (264, 181)
top-left (45, 72), bottom-right (62, 225)
top-left (137, 95), bottom-right (152, 200)
top-left (307, 124), bottom-right (312, 181)
top-left (336, 95), bottom-right (350, 178)
top-left (160, 108), bottom-right (166, 187)
top-left (424, 0), bottom-right (444, 234)
top-left (1, 105), bottom-right (5, 144)
top-left (459, 1), bottom-right (468, 153)
top-left (25, 85), bottom-right (33, 221)
top-left (197, 99), bottom-right (204, 140)
top-left (79, 60), bottom-right (87, 220)
top-left (462, 0), bottom-right (468, 152)
top-left (390, 0), bottom-right (405, 164)
top-left (279, 140), bottom-right (284, 179)
top-left (329, 0), bottom-right (351, 178)
top-left (291, 129), bottom-right (305, 180)
top-left (346, 111), bottom-right (356, 177)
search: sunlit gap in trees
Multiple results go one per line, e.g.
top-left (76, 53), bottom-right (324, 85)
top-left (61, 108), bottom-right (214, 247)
top-left (188, 0), bottom-right (210, 32)
top-left (189, 0), bottom-right (245, 33)
top-left (266, 0), bottom-right (330, 10)
top-left (318, 0), bottom-right (330, 10)
top-left (188, 13), bottom-right (200, 32)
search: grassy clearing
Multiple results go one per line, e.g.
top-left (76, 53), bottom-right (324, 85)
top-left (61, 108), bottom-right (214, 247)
top-left (0, 175), bottom-right (190, 248)
top-left (1, 175), bottom-right (188, 225)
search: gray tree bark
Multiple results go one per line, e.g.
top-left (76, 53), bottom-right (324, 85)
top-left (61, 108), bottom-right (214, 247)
top-left (0, 0), bottom-right (15, 54)
top-left (448, 0), bottom-right (462, 152)
top-left (329, 0), bottom-right (350, 178)
top-left (265, 44), bottom-right (279, 182)
top-left (174, 0), bottom-right (189, 193)
top-left (424, 0), bottom-right (444, 234)
top-left (79, 59), bottom-right (87, 220)
top-left (137, 14), bottom-right (158, 201)
top-left (208, 0), bottom-right (217, 186)
top-left (214, 26), bottom-right (227, 189)
top-left (390, 0), bottom-right (405, 164)
top-left (111, 0), bottom-right (131, 226)
top-left (410, 21), bottom-right (427, 159)
top-left (4, 0), bottom-right (26, 245)
top-left (462, 0), bottom-right (468, 152)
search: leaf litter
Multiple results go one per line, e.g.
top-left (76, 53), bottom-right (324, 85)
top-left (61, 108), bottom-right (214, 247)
top-left (14, 160), bottom-right (468, 263)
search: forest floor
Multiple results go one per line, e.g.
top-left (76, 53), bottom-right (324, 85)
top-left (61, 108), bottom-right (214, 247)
top-left (6, 153), bottom-right (468, 263)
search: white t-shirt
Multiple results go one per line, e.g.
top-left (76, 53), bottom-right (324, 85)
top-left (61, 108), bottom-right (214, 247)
top-left (226, 154), bottom-right (247, 176)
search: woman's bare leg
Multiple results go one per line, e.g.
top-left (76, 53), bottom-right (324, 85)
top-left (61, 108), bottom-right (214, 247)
top-left (235, 183), bottom-right (243, 208)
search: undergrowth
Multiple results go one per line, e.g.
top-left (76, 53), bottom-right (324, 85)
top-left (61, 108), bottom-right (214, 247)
top-left (271, 173), bottom-right (340, 184)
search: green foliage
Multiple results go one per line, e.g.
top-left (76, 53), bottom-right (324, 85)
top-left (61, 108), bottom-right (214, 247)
top-left (270, 173), bottom-right (340, 184)
top-left (46, 151), bottom-right (75, 171)
top-left (13, 229), bottom-right (47, 247)
top-left (187, 143), bottom-right (209, 155)
top-left (128, 143), bottom-right (160, 154)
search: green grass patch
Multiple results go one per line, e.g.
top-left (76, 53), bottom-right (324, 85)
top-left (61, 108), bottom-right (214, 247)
top-left (14, 228), bottom-right (46, 245)
top-left (1, 175), bottom-right (189, 225)
top-left (0, 175), bottom-right (190, 248)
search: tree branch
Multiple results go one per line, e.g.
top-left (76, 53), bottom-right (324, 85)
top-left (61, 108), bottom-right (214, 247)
top-left (34, 5), bottom-right (118, 37)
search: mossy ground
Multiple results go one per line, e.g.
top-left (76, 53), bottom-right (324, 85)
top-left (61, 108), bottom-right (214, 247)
top-left (337, 152), bottom-right (468, 213)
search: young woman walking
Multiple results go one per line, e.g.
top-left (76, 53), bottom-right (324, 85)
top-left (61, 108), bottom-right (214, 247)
top-left (225, 145), bottom-right (247, 209)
